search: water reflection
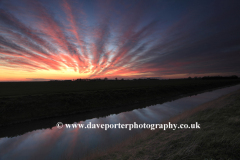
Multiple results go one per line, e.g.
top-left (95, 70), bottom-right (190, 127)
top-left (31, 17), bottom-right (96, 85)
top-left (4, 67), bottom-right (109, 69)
top-left (0, 85), bottom-right (240, 160)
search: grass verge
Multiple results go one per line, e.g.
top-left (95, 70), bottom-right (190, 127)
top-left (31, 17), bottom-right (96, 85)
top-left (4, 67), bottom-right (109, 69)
top-left (85, 89), bottom-right (240, 160)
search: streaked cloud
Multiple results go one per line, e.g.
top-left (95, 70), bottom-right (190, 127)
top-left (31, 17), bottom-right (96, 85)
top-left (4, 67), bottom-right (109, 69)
top-left (0, 0), bottom-right (239, 81)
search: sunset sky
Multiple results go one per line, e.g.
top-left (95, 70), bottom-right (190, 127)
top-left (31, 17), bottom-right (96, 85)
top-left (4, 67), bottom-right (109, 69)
top-left (0, 0), bottom-right (240, 81)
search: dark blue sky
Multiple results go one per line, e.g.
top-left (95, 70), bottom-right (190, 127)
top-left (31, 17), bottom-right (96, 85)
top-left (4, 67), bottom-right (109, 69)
top-left (0, 0), bottom-right (240, 81)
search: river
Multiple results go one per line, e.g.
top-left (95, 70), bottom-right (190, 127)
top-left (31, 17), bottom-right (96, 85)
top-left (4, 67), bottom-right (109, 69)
top-left (0, 84), bottom-right (240, 160)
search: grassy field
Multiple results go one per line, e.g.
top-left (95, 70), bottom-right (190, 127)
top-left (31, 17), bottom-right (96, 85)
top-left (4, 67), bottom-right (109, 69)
top-left (0, 79), bottom-right (193, 96)
top-left (84, 89), bottom-right (240, 160)
top-left (0, 79), bottom-right (240, 126)
top-left (1, 79), bottom-right (239, 97)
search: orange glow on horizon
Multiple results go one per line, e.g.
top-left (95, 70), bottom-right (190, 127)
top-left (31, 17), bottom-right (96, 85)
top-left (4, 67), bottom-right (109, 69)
top-left (0, 0), bottom-right (239, 81)
top-left (0, 67), bottom-right (90, 81)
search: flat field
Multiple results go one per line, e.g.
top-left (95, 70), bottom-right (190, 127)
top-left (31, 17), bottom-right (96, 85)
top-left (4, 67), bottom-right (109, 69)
top-left (0, 79), bottom-right (239, 126)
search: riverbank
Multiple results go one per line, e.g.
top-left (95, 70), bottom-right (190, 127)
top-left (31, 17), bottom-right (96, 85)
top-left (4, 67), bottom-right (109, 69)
top-left (85, 88), bottom-right (240, 160)
top-left (0, 79), bottom-right (239, 126)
